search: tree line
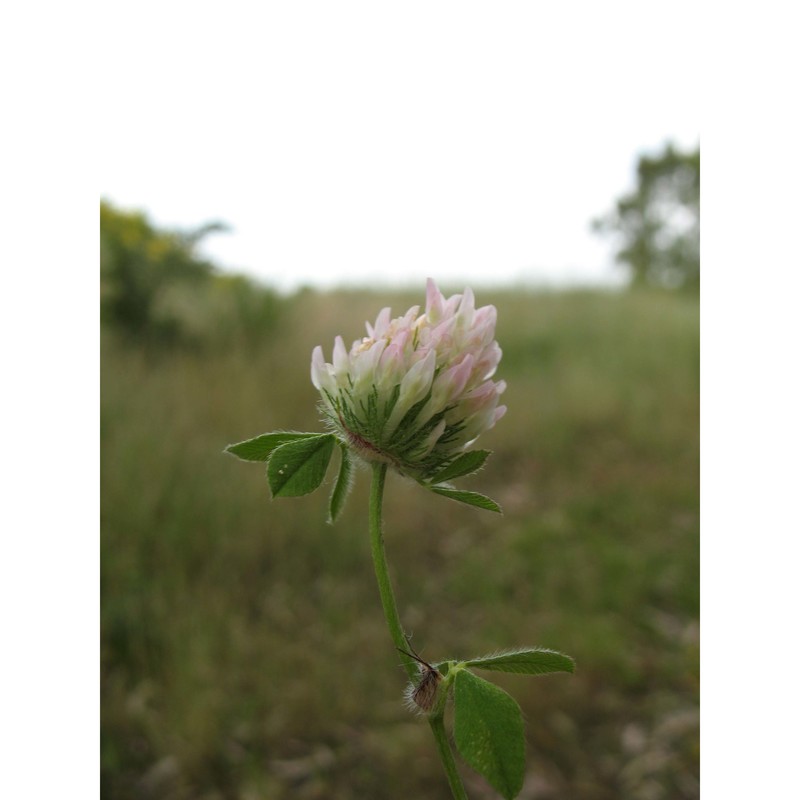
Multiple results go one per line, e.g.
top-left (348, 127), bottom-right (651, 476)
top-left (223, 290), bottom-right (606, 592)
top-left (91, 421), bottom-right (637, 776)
top-left (101, 141), bottom-right (699, 341)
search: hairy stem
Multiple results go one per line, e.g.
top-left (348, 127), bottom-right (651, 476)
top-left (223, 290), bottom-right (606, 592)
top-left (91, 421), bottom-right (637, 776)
top-left (368, 462), bottom-right (468, 800)
top-left (368, 463), bottom-right (416, 680)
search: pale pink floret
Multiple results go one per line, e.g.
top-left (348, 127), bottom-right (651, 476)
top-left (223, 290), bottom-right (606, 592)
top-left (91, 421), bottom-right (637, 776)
top-left (384, 348), bottom-right (437, 437)
top-left (310, 345), bottom-right (336, 394)
top-left (376, 337), bottom-right (407, 394)
top-left (425, 279), bottom-right (445, 324)
top-left (417, 353), bottom-right (475, 429)
top-left (366, 307), bottom-right (392, 339)
top-left (311, 279), bottom-right (505, 473)
top-left (331, 336), bottom-right (349, 379)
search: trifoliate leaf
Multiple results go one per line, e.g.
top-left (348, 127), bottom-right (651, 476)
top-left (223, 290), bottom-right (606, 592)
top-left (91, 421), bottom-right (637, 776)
top-left (429, 450), bottom-right (491, 484)
top-left (430, 486), bottom-right (502, 513)
top-left (453, 669), bottom-right (525, 799)
top-left (465, 648), bottom-right (576, 676)
top-left (328, 443), bottom-right (354, 523)
top-left (266, 434), bottom-right (335, 498)
top-left (225, 431), bottom-right (320, 462)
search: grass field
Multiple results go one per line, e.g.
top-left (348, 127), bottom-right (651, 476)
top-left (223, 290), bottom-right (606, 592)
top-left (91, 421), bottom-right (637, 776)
top-left (101, 286), bottom-right (699, 799)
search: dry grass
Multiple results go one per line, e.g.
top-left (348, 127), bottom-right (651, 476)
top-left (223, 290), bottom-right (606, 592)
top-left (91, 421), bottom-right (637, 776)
top-left (102, 286), bottom-right (698, 799)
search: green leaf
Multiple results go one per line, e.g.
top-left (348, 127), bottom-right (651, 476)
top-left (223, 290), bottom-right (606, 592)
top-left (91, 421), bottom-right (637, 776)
top-left (429, 450), bottom-right (492, 484)
top-left (453, 670), bottom-right (525, 800)
top-left (430, 486), bottom-right (502, 513)
top-left (225, 431), bottom-right (319, 462)
top-left (465, 648), bottom-right (576, 676)
top-left (266, 435), bottom-right (335, 498)
top-left (328, 443), bottom-right (354, 523)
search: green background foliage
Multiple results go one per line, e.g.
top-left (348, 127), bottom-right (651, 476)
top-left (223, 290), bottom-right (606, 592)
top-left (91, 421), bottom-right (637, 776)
top-left (102, 277), bottom-right (698, 798)
top-left (101, 201), bottom-right (282, 347)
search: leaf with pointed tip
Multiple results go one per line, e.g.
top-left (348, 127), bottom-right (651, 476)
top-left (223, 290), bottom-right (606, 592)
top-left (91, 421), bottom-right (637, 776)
top-left (429, 450), bottom-right (492, 484)
top-left (328, 443), bottom-right (354, 523)
top-left (266, 435), bottom-right (335, 498)
top-left (225, 431), bottom-right (319, 462)
top-left (430, 486), bottom-right (502, 513)
top-left (453, 669), bottom-right (524, 800)
top-left (465, 648), bottom-right (575, 676)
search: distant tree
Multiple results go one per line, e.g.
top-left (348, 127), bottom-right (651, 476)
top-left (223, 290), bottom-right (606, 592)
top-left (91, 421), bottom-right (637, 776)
top-left (593, 143), bottom-right (699, 290)
top-left (100, 201), bottom-right (228, 339)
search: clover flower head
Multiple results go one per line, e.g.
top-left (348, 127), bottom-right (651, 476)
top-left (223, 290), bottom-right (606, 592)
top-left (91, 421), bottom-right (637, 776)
top-left (310, 279), bottom-right (506, 481)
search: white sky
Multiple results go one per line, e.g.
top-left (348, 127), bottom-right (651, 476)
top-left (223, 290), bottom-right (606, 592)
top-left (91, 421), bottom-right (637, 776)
top-left (100, 2), bottom-right (699, 292)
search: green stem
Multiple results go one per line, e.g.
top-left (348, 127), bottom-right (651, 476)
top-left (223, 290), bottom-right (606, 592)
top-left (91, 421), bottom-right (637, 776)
top-left (368, 463), bottom-right (416, 681)
top-left (368, 462), bottom-right (468, 800)
top-left (428, 712), bottom-right (469, 800)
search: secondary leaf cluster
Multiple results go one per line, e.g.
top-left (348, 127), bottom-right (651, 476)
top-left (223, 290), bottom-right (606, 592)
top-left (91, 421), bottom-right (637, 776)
top-left (465, 647), bottom-right (576, 676)
top-left (449, 649), bottom-right (575, 799)
top-left (454, 670), bottom-right (524, 799)
top-left (225, 431), bottom-right (352, 522)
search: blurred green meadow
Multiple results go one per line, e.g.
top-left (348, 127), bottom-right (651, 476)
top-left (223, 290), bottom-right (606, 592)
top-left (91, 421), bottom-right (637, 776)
top-left (101, 283), bottom-right (699, 799)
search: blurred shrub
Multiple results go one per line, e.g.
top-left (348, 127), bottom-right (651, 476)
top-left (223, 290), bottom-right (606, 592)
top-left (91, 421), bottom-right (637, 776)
top-left (101, 201), bottom-right (282, 347)
top-left (101, 200), bottom-right (218, 340)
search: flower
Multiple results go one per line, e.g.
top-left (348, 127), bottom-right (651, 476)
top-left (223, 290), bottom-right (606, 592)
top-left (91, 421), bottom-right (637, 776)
top-left (310, 279), bottom-right (506, 480)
